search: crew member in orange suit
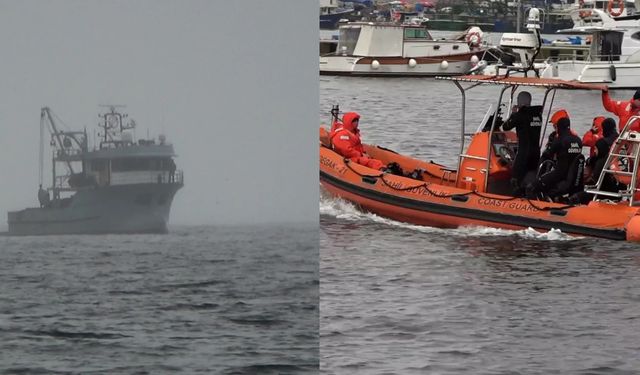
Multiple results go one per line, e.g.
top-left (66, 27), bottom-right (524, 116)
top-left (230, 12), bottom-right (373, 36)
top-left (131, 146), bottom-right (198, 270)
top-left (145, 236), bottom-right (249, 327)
top-left (602, 87), bottom-right (640, 132)
top-left (582, 116), bottom-right (606, 157)
top-left (330, 112), bottom-right (386, 171)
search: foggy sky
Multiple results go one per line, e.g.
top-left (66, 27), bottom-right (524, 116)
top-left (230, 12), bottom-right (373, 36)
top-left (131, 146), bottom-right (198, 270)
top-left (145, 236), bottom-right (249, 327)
top-left (0, 0), bottom-right (318, 228)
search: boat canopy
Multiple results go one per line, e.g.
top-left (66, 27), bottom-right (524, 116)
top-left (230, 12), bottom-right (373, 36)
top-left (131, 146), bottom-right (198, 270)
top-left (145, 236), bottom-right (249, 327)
top-left (436, 75), bottom-right (607, 91)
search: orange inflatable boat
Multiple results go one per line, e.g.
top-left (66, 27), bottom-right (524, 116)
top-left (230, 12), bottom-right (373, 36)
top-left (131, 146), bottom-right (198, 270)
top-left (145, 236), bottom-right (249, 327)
top-left (320, 75), bottom-right (640, 241)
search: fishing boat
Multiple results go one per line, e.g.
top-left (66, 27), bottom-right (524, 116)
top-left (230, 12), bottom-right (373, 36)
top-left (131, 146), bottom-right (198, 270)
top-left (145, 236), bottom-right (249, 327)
top-left (319, 74), bottom-right (640, 242)
top-left (319, 21), bottom-right (492, 77)
top-left (540, 8), bottom-right (640, 88)
top-left (7, 106), bottom-right (183, 235)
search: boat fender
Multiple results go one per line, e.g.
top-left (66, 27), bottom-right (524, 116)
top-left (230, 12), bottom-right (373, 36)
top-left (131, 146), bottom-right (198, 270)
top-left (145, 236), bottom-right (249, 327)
top-left (371, 60), bottom-right (380, 69)
top-left (440, 60), bottom-right (449, 69)
top-left (608, 0), bottom-right (624, 17)
top-left (609, 65), bottom-right (617, 81)
top-left (408, 58), bottom-right (417, 68)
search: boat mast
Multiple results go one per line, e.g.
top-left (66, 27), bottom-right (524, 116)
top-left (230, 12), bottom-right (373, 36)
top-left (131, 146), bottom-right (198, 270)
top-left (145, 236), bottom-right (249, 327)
top-left (39, 110), bottom-right (44, 187)
top-left (41, 107), bottom-right (75, 175)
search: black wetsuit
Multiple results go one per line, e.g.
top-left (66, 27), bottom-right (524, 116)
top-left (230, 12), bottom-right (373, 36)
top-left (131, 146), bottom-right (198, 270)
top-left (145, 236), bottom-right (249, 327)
top-left (591, 128), bottom-right (619, 191)
top-left (502, 105), bottom-right (544, 186)
top-left (538, 129), bottom-right (583, 197)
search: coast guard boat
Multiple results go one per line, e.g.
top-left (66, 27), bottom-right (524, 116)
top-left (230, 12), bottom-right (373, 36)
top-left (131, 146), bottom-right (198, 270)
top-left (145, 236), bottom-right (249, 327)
top-left (7, 106), bottom-right (183, 235)
top-left (320, 69), bottom-right (640, 241)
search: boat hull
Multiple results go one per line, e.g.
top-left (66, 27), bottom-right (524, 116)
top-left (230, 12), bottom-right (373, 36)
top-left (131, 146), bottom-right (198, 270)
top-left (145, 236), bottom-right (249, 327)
top-left (7, 183), bottom-right (181, 235)
top-left (320, 54), bottom-right (481, 77)
top-left (320, 139), bottom-right (640, 241)
top-left (541, 61), bottom-right (640, 89)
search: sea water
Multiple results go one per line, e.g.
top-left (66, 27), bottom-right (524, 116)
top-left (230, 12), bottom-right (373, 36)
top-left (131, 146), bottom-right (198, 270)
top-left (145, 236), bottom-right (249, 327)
top-left (320, 76), bottom-right (640, 374)
top-left (0, 224), bottom-right (318, 374)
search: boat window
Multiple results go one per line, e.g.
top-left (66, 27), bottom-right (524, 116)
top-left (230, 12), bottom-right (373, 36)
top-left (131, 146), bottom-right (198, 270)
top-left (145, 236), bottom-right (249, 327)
top-left (632, 32), bottom-right (640, 41)
top-left (111, 157), bottom-right (172, 171)
top-left (336, 27), bottom-right (360, 55)
top-left (90, 160), bottom-right (107, 172)
top-left (600, 31), bottom-right (623, 61)
top-left (404, 28), bottom-right (429, 39)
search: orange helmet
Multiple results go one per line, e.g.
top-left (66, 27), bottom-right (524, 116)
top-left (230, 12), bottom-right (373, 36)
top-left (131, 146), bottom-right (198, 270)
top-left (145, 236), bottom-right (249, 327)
top-left (550, 109), bottom-right (569, 126)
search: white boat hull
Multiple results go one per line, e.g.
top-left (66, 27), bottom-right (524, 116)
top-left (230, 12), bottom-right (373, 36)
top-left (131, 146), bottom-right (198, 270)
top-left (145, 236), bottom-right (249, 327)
top-left (319, 54), bottom-right (478, 77)
top-left (541, 60), bottom-right (640, 89)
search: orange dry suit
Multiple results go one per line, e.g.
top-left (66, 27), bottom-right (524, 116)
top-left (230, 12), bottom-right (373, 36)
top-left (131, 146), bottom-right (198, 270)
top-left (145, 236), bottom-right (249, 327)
top-left (582, 116), bottom-right (606, 157)
top-left (602, 90), bottom-right (640, 132)
top-left (330, 112), bottom-right (386, 171)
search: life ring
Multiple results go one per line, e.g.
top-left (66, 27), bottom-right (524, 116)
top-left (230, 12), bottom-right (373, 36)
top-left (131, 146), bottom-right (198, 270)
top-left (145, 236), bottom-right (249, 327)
top-left (466, 31), bottom-right (482, 48)
top-left (578, 0), bottom-right (592, 18)
top-left (579, 9), bottom-right (593, 18)
top-left (608, 0), bottom-right (624, 17)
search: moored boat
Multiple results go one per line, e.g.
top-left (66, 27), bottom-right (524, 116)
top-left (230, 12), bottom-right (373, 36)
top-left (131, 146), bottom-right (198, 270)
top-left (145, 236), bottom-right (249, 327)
top-left (319, 75), bottom-right (640, 242)
top-left (540, 9), bottom-right (640, 88)
top-left (320, 21), bottom-right (493, 77)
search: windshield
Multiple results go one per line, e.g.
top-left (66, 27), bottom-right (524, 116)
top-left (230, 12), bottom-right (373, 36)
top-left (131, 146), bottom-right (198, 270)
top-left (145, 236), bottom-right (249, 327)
top-left (337, 27), bottom-right (361, 55)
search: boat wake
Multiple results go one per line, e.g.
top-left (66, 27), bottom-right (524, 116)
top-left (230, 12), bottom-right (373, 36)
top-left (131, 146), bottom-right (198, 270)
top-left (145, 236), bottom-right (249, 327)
top-left (320, 189), bottom-right (578, 241)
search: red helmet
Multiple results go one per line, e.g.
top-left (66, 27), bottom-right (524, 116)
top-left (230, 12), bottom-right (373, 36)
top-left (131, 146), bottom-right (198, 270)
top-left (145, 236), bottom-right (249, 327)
top-left (550, 109), bottom-right (569, 126)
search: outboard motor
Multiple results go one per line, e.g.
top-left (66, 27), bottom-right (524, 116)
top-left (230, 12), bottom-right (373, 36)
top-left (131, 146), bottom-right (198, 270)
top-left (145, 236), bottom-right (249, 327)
top-left (493, 8), bottom-right (543, 76)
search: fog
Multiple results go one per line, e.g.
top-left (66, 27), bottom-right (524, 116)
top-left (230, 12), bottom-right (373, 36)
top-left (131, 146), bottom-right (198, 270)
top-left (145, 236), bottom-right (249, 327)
top-left (0, 0), bottom-right (318, 229)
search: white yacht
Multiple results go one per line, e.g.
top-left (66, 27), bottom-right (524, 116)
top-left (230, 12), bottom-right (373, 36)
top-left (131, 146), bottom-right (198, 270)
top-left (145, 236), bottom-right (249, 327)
top-left (540, 9), bottom-right (640, 88)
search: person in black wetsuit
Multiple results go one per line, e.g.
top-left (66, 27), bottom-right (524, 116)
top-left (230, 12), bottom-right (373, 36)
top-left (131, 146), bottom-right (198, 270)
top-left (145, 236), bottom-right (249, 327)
top-left (502, 91), bottom-right (544, 196)
top-left (529, 117), bottom-right (584, 200)
top-left (590, 117), bottom-right (620, 191)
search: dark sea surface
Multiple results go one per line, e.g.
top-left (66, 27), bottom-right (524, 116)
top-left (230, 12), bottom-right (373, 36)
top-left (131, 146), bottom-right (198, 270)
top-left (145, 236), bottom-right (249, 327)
top-left (320, 76), bottom-right (640, 374)
top-left (0, 224), bottom-right (318, 374)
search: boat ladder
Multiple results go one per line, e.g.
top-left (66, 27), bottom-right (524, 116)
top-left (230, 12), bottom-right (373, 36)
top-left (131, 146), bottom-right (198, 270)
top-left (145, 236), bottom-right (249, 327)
top-left (584, 118), bottom-right (640, 206)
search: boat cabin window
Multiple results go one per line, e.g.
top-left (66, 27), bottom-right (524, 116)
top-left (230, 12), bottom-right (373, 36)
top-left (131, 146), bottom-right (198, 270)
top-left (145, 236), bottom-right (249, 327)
top-left (90, 160), bottom-right (108, 172)
top-left (632, 32), bottom-right (640, 41)
top-left (337, 27), bottom-right (361, 55)
top-left (404, 28), bottom-right (431, 39)
top-left (111, 157), bottom-right (173, 172)
top-left (598, 31), bottom-right (623, 61)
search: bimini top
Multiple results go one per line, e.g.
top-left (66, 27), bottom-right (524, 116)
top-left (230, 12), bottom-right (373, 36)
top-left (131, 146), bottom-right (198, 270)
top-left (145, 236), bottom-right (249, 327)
top-left (437, 75), bottom-right (607, 91)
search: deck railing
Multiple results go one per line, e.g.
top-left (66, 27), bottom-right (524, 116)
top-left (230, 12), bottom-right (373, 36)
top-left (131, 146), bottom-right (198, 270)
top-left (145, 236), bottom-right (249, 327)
top-left (110, 170), bottom-right (184, 186)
